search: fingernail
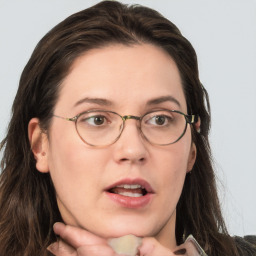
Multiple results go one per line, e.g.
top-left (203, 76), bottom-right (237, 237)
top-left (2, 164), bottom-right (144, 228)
top-left (47, 242), bottom-right (58, 253)
top-left (53, 222), bottom-right (64, 234)
top-left (174, 248), bottom-right (187, 255)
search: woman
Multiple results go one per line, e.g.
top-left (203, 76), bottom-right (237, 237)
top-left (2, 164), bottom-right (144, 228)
top-left (0, 1), bottom-right (255, 255)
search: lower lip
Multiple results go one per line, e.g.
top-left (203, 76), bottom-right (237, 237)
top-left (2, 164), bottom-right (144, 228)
top-left (105, 192), bottom-right (154, 209)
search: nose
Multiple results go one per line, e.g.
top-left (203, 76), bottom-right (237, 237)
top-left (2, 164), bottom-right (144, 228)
top-left (113, 119), bottom-right (149, 165)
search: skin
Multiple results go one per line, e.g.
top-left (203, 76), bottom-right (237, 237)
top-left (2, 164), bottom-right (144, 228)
top-left (29, 43), bottom-right (197, 255)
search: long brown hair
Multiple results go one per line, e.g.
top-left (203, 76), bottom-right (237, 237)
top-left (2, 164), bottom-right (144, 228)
top-left (0, 1), bottom-right (239, 255)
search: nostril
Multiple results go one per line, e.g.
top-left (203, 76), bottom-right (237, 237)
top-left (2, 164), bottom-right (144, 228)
top-left (119, 157), bottom-right (145, 164)
top-left (120, 158), bottom-right (129, 162)
top-left (139, 157), bottom-right (145, 162)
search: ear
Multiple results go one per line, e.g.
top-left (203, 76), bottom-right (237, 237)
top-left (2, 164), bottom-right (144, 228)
top-left (187, 142), bottom-right (197, 173)
top-left (194, 117), bottom-right (201, 133)
top-left (28, 118), bottom-right (49, 173)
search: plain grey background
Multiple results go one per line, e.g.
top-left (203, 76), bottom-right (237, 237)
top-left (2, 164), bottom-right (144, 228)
top-left (0, 0), bottom-right (255, 236)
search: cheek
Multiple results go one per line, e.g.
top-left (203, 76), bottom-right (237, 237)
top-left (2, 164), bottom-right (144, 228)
top-left (156, 135), bottom-right (192, 197)
top-left (47, 129), bottom-right (114, 226)
top-left (160, 157), bottom-right (186, 198)
top-left (47, 124), bottom-right (110, 201)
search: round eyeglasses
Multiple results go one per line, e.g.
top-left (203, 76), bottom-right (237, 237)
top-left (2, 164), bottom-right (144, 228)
top-left (53, 110), bottom-right (198, 147)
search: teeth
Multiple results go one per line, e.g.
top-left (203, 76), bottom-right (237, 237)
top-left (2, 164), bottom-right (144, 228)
top-left (117, 192), bottom-right (143, 197)
top-left (116, 184), bottom-right (144, 189)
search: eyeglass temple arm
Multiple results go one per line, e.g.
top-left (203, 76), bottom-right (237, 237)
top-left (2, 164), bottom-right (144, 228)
top-left (53, 115), bottom-right (77, 122)
top-left (186, 114), bottom-right (199, 124)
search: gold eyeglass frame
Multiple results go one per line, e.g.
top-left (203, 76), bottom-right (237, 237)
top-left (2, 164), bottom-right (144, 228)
top-left (53, 109), bottom-right (199, 147)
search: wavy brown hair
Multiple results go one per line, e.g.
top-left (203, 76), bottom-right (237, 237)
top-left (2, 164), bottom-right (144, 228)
top-left (0, 1), bottom-right (239, 255)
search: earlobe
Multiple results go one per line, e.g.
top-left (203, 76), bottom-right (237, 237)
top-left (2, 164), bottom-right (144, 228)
top-left (28, 118), bottom-right (49, 173)
top-left (187, 143), bottom-right (197, 173)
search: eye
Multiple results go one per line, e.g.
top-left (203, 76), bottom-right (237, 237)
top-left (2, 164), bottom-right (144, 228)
top-left (89, 115), bottom-right (106, 125)
top-left (146, 114), bottom-right (173, 126)
top-left (143, 111), bottom-right (176, 128)
top-left (154, 115), bottom-right (168, 125)
top-left (79, 114), bottom-right (110, 127)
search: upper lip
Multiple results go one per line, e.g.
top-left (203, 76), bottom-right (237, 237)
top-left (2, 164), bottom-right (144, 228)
top-left (105, 178), bottom-right (155, 193)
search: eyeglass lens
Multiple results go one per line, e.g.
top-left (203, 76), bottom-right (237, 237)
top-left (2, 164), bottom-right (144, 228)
top-left (75, 110), bottom-right (188, 146)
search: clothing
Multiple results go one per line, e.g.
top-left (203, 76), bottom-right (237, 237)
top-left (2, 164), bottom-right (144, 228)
top-left (182, 235), bottom-right (208, 255)
top-left (182, 235), bottom-right (256, 256)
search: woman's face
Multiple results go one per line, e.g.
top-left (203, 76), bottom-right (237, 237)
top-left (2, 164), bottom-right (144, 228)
top-left (35, 44), bottom-right (196, 246)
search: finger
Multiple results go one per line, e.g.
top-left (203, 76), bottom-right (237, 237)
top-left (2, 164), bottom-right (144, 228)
top-left (47, 239), bottom-right (77, 256)
top-left (77, 244), bottom-right (120, 256)
top-left (47, 237), bottom-right (119, 256)
top-left (138, 237), bottom-right (175, 256)
top-left (53, 222), bottom-right (107, 248)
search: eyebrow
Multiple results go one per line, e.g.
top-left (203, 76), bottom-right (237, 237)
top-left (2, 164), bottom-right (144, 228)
top-left (146, 96), bottom-right (181, 107)
top-left (74, 95), bottom-right (181, 108)
top-left (74, 97), bottom-right (113, 107)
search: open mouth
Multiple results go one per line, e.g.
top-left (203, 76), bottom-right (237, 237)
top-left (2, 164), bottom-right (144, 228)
top-left (105, 179), bottom-right (154, 208)
top-left (108, 184), bottom-right (148, 197)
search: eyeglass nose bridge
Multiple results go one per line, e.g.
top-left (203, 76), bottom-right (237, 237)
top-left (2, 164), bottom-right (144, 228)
top-left (118, 115), bottom-right (144, 142)
top-left (121, 115), bottom-right (141, 121)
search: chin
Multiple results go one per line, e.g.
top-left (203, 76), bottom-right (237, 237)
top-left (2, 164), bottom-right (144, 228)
top-left (97, 222), bottom-right (155, 239)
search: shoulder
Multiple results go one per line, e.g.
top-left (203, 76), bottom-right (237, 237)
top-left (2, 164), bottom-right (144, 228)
top-left (234, 236), bottom-right (256, 256)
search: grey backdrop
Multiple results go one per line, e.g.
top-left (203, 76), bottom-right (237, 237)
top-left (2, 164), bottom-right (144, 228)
top-left (0, 0), bottom-right (255, 236)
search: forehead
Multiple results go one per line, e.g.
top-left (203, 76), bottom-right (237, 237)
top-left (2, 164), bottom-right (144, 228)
top-left (56, 43), bottom-right (187, 113)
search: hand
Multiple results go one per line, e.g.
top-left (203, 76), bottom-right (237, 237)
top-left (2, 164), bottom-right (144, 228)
top-left (138, 237), bottom-right (186, 256)
top-left (47, 222), bottom-right (187, 256)
top-left (47, 222), bottom-right (119, 256)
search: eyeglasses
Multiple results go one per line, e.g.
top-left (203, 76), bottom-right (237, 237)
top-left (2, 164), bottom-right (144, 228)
top-left (53, 110), bottom-right (198, 147)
